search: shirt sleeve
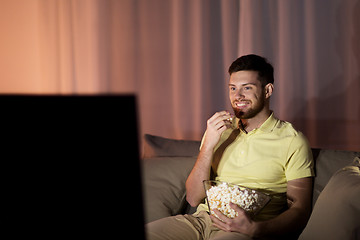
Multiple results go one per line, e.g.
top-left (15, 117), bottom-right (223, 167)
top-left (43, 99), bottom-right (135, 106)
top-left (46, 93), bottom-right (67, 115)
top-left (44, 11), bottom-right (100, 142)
top-left (285, 132), bottom-right (315, 181)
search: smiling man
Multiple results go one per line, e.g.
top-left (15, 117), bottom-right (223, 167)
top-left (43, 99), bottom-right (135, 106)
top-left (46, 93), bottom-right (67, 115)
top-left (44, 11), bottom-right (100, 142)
top-left (147, 54), bottom-right (314, 240)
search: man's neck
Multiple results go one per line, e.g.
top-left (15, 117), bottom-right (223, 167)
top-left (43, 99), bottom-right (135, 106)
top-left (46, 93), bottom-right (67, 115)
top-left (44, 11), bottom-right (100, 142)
top-left (240, 108), bottom-right (271, 133)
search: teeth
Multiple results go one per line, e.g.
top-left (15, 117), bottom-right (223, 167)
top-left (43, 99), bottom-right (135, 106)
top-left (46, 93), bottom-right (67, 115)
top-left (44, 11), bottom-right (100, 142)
top-left (236, 102), bottom-right (248, 107)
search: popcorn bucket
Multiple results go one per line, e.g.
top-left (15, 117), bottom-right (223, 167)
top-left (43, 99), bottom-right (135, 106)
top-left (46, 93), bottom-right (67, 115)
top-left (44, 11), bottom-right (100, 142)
top-left (203, 180), bottom-right (271, 219)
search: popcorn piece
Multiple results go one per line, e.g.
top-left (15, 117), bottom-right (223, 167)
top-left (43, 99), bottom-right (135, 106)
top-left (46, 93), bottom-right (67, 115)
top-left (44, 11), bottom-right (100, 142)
top-left (206, 182), bottom-right (260, 220)
top-left (224, 117), bottom-right (234, 128)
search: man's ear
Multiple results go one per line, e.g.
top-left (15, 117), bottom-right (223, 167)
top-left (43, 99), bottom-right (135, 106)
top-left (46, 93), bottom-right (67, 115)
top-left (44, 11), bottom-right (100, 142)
top-left (264, 83), bottom-right (274, 99)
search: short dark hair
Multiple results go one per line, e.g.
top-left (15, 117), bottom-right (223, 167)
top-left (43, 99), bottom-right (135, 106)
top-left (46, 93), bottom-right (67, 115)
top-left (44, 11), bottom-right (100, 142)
top-left (228, 54), bottom-right (274, 86)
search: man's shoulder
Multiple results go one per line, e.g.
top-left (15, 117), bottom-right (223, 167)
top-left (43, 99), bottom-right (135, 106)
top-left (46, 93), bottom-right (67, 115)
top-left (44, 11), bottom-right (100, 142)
top-left (272, 118), bottom-right (303, 138)
top-left (272, 119), bottom-right (311, 157)
top-left (270, 119), bottom-right (311, 150)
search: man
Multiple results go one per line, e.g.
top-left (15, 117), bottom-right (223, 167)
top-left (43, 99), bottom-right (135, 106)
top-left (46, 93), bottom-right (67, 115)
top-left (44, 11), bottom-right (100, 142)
top-left (147, 54), bottom-right (314, 240)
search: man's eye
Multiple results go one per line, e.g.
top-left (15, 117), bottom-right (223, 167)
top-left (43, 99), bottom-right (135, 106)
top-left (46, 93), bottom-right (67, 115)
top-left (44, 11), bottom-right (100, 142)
top-left (230, 87), bottom-right (236, 91)
top-left (244, 86), bottom-right (252, 90)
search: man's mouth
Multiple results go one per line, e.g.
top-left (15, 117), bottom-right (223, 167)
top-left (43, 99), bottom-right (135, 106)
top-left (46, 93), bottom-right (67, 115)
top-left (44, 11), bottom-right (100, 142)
top-left (234, 101), bottom-right (250, 109)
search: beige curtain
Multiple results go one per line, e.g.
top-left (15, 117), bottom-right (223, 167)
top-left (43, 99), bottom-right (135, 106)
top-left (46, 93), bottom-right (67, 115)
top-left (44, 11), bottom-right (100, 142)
top-left (0, 0), bottom-right (359, 151)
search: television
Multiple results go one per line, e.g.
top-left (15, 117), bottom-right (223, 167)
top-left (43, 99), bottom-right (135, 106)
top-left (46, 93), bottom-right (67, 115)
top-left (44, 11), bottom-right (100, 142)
top-left (1, 95), bottom-right (145, 238)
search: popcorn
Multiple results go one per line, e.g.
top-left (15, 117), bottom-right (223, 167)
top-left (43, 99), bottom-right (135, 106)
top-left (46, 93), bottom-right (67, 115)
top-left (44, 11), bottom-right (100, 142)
top-left (205, 182), bottom-right (266, 220)
top-left (224, 117), bottom-right (234, 128)
top-left (226, 117), bottom-right (233, 122)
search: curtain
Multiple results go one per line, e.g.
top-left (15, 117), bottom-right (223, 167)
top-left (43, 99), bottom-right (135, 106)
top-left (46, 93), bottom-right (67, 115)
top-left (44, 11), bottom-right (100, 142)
top-left (0, 0), bottom-right (359, 151)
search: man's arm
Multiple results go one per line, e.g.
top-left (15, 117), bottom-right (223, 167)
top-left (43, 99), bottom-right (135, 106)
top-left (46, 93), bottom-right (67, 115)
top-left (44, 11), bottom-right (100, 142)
top-left (254, 177), bottom-right (313, 237)
top-left (185, 142), bottom-right (213, 207)
top-left (211, 177), bottom-right (313, 238)
top-left (186, 111), bottom-right (232, 207)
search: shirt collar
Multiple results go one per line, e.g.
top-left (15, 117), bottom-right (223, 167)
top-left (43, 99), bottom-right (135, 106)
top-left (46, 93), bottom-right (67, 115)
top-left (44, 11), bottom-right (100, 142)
top-left (234, 111), bottom-right (278, 134)
top-left (258, 111), bottom-right (278, 133)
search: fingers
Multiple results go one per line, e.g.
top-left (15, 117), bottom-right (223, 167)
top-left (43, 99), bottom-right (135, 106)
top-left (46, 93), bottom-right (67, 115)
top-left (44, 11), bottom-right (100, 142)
top-left (210, 205), bottom-right (252, 233)
top-left (229, 202), bottom-right (244, 213)
top-left (207, 111), bottom-right (232, 131)
top-left (212, 209), bottom-right (230, 223)
top-left (229, 203), bottom-right (250, 220)
top-left (202, 111), bottom-right (234, 150)
top-left (208, 111), bottom-right (232, 123)
top-left (210, 210), bottom-right (232, 232)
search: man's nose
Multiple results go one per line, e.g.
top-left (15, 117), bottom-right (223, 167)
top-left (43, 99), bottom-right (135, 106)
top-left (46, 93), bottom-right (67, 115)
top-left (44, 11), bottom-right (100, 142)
top-left (235, 89), bottom-right (245, 99)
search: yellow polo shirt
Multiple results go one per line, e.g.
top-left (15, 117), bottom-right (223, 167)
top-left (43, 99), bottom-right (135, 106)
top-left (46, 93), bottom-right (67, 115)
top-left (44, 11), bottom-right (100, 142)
top-left (197, 113), bottom-right (314, 220)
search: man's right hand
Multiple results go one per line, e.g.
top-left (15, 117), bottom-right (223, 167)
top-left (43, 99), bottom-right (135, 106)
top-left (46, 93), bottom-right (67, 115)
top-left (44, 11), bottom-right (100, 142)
top-left (185, 111), bottom-right (233, 207)
top-left (202, 111), bottom-right (233, 151)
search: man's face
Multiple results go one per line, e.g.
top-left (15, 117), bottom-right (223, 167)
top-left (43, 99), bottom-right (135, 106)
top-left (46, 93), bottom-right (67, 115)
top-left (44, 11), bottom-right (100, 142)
top-left (229, 70), bottom-right (266, 119)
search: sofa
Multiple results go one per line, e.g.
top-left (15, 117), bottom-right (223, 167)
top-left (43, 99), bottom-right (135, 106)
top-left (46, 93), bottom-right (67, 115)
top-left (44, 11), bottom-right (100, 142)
top-left (142, 134), bottom-right (360, 239)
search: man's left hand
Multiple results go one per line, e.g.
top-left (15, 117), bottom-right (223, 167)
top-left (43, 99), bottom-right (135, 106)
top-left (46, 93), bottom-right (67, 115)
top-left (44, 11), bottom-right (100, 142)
top-left (210, 203), bottom-right (258, 237)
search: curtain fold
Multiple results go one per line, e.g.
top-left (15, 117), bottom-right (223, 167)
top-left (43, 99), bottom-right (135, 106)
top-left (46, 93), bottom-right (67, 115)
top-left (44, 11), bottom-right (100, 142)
top-left (1, 0), bottom-right (359, 150)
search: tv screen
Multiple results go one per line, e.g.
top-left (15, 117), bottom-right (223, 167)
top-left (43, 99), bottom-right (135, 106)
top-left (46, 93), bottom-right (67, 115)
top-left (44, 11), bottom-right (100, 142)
top-left (1, 95), bottom-right (144, 238)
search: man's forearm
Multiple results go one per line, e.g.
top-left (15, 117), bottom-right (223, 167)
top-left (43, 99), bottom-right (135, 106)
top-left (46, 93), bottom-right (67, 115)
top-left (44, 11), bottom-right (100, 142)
top-left (254, 178), bottom-right (313, 238)
top-left (254, 205), bottom-right (310, 237)
top-left (185, 146), bottom-right (213, 207)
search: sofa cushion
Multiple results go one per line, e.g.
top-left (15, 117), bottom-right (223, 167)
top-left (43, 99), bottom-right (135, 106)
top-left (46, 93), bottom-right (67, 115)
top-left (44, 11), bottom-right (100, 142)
top-left (142, 156), bottom-right (197, 223)
top-left (299, 157), bottom-right (360, 240)
top-left (143, 134), bottom-right (201, 158)
top-left (312, 149), bottom-right (359, 205)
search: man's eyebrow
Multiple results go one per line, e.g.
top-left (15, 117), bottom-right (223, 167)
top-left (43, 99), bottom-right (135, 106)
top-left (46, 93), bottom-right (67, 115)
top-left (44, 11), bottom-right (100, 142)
top-left (228, 83), bottom-right (257, 86)
top-left (241, 82), bottom-right (257, 86)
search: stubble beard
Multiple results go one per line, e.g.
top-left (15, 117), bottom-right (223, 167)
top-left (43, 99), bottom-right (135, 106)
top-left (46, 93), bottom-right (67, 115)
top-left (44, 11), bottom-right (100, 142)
top-left (232, 93), bottom-right (265, 119)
